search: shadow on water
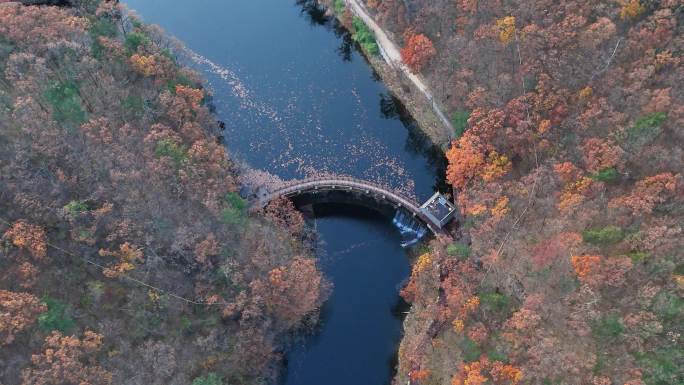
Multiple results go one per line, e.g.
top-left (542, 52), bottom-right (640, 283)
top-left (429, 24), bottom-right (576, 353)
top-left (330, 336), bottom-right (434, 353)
top-left (294, 0), bottom-right (448, 195)
top-left (379, 91), bottom-right (449, 193)
top-left (119, 0), bottom-right (445, 384)
top-left (279, 3), bottom-right (447, 384)
top-left (297, 0), bottom-right (355, 62)
top-left (336, 34), bottom-right (354, 62)
top-left (296, 0), bottom-right (329, 25)
top-left (387, 294), bottom-right (412, 381)
top-left (280, 203), bottom-right (413, 385)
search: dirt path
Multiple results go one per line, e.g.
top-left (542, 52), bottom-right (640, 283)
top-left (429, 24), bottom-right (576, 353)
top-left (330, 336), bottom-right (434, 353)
top-left (344, 0), bottom-right (455, 141)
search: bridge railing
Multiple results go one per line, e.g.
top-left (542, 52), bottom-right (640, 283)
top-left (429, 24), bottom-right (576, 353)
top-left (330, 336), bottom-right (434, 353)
top-left (260, 175), bottom-right (421, 208)
top-left (254, 175), bottom-right (444, 235)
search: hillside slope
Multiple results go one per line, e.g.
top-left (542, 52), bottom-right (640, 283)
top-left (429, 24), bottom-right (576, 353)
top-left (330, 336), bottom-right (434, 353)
top-left (355, 1), bottom-right (684, 384)
top-left (0, 2), bottom-right (326, 384)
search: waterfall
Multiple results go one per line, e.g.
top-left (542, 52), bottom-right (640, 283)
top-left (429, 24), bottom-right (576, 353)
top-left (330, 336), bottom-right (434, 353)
top-left (392, 209), bottom-right (428, 247)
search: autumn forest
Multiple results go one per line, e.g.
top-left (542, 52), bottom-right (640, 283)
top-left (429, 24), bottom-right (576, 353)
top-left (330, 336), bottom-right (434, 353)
top-left (1, 0), bottom-right (683, 385)
top-left (1, 1), bottom-right (327, 384)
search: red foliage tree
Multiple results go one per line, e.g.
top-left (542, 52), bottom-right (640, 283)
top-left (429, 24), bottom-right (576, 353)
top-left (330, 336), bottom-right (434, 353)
top-left (261, 197), bottom-right (306, 237)
top-left (0, 4), bottom-right (88, 51)
top-left (252, 256), bottom-right (327, 328)
top-left (401, 33), bottom-right (436, 73)
top-left (553, 162), bottom-right (582, 184)
top-left (582, 138), bottom-right (623, 173)
top-left (610, 172), bottom-right (680, 214)
top-left (531, 233), bottom-right (582, 269)
top-left (194, 233), bottom-right (220, 266)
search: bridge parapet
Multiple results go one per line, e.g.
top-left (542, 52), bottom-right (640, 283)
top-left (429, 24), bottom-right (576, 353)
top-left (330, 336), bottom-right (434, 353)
top-left (252, 176), bottom-right (449, 234)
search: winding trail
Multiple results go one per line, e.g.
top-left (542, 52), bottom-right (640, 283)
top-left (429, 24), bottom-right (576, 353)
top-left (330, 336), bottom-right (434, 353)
top-left (344, 0), bottom-right (455, 140)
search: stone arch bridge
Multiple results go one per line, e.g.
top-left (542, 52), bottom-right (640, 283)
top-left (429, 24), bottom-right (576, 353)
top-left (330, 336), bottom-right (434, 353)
top-left (251, 176), bottom-right (457, 235)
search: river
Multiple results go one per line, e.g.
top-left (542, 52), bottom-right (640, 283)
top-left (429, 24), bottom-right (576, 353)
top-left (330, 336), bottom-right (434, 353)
top-left (123, 1), bottom-right (443, 384)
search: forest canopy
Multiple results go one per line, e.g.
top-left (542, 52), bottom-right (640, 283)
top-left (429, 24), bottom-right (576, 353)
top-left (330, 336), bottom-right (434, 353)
top-left (353, 0), bottom-right (684, 384)
top-left (0, 1), bottom-right (327, 384)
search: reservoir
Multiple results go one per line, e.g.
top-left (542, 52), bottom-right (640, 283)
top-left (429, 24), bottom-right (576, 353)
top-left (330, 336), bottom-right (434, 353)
top-left (123, 1), bottom-right (444, 383)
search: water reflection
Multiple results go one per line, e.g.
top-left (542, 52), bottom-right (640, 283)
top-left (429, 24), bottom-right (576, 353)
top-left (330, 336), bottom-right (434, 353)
top-left (296, 0), bottom-right (329, 26)
top-left (336, 34), bottom-right (354, 62)
top-left (379, 92), bottom-right (400, 120)
top-left (121, 1), bottom-right (446, 385)
top-left (282, 204), bottom-right (410, 385)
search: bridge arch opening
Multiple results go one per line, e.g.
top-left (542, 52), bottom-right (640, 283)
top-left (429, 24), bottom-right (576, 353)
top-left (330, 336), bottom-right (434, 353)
top-left (290, 189), bottom-right (429, 246)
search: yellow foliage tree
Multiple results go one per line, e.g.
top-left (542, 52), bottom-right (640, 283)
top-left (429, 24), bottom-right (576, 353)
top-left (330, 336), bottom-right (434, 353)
top-left (414, 253), bottom-right (433, 274)
top-left (496, 16), bottom-right (516, 44)
top-left (129, 53), bottom-right (157, 76)
top-left (537, 119), bottom-right (551, 134)
top-left (578, 86), bottom-right (593, 100)
top-left (99, 242), bottom-right (144, 278)
top-left (482, 151), bottom-right (512, 182)
top-left (619, 0), bottom-right (645, 20)
top-left (453, 319), bottom-right (465, 333)
top-left (491, 196), bottom-right (510, 219)
top-left (558, 177), bottom-right (593, 212)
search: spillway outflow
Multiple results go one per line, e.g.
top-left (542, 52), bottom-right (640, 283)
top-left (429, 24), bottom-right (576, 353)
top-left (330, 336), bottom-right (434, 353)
top-left (392, 209), bottom-right (428, 247)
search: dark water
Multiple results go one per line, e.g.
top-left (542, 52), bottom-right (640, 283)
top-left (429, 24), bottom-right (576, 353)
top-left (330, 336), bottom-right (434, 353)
top-left (286, 204), bottom-right (410, 385)
top-left (124, 1), bottom-right (442, 384)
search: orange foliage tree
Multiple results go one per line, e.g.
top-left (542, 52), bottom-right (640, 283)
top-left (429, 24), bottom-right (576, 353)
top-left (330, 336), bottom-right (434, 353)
top-left (0, 3), bottom-right (88, 50)
top-left (553, 162), bottom-right (582, 184)
top-left (409, 369), bottom-right (431, 382)
top-left (571, 255), bottom-right (633, 288)
top-left (571, 255), bottom-right (602, 286)
top-left (21, 331), bottom-right (112, 385)
top-left (16, 261), bottom-right (40, 288)
top-left (194, 233), bottom-right (220, 266)
top-left (0, 290), bottom-right (46, 345)
top-left (452, 356), bottom-right (523, 385)
top-left (175, 85), bottom-right (204, 111)
top-left (446, 135), bottom-right (485, 190)
top-left (401, 33), bottom-right (436, 73)
top-left (446, 107), bottom-right (511, 191)
top-left (3, 220), bottom-right (48, 261)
